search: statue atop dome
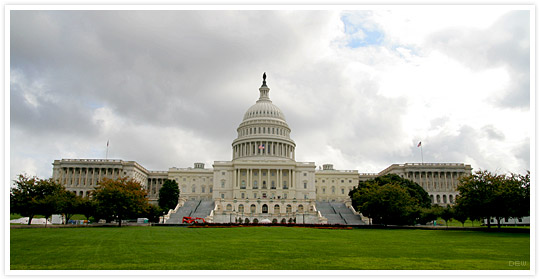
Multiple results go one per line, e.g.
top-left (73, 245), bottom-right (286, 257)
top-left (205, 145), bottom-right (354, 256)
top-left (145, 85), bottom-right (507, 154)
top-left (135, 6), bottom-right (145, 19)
top-left (262, 72), bottom-right (267, 86)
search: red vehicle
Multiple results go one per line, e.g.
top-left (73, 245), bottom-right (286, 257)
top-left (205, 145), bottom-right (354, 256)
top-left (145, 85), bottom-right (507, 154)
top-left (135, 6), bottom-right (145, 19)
top-left (182, 216), bottom-right (206, 224)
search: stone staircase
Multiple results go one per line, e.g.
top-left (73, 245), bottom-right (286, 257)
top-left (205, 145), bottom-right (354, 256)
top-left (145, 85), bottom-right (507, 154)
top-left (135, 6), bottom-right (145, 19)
top-left (165, 200), bottom-right (215, 224)
top-left (316, 201), bottom-right (365, 225)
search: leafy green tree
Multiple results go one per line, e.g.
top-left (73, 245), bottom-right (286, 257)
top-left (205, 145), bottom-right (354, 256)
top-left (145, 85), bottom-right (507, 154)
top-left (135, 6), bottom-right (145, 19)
top-left (456, 170), bottom-right (530, 228)
top-left (350, 174), bottom-right (431, 225)
top-left (144, 204), bottom-right (163, 223)
top-left (453, 203), bottom-right (469, 227)
top-left (57, 190), bottom-right (80, 224)
top-left (78, 196), bottom-right (97, 223)
top-left (158, 179), bottom-right (180, 213)
top-left (440, 205), bottom-right (454, 228)
top-left (10, 175), bottom-right (65, 226)
top-left (92, 177), bottom-right (150, 227)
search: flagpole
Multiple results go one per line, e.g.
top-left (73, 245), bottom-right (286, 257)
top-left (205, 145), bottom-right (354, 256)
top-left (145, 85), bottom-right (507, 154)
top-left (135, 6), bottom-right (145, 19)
top-left (106, 140), bottom-right (109, 160)
top-left (420, 145), bottom-right (424, 164)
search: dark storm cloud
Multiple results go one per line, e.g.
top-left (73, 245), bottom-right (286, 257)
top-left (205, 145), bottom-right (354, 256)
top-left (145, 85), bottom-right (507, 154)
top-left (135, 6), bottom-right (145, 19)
top-left (427, 10), bottom-right (530, 108)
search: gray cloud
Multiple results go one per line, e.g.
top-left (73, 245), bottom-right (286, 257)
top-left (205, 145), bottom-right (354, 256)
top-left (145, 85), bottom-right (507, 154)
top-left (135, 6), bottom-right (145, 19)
top-left (9, 9), bottom-right (531, 184)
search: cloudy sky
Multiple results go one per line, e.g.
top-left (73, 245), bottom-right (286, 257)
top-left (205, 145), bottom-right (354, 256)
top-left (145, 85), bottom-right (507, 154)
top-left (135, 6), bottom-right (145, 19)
top-left (9, 6), bottom-right (531, 184)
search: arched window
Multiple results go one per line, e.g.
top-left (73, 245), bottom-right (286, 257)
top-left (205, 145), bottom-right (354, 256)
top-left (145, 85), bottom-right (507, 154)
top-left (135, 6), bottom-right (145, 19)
top-left (298, 205), bottom-right (304, 213)
top-left (253, 218), bottom-right (259, 224)
top-left (272, 219), bottom-right (278, 224)
top-left (201, 186), bottom-right (205, 193)
top-left (226, 204), bottom-right (232, 211)
top-left (238, 204), bottom-right (244, 213)
top-left (274, 204), bottom-right (280, 214)
top-left (262, 180), bottom-right (267, 189)
top-left (323, 188), bottom-right (326, 194)
top-left (430, 195), bottom-right (434, 204)
top-left (286, 204), bottom-right (292, 213)
top-left (332, 186), bottom-right (335, 194)
top-left (449, 194), bottom-right (454, 203)
top-left (262, 204), bottom-right (268, 213)
top-left (250, 204), bottom-right (256, 213)
top-left (443, 195), bottom-right (447, 203)
top-left (436, 195), bottom-right (441, 203)
top-left (192, 186), bottom-right (196, 193)
top-left (244, 218), bottom-right (250, 224)
top-left (281, 218), bottom-right (287, 224)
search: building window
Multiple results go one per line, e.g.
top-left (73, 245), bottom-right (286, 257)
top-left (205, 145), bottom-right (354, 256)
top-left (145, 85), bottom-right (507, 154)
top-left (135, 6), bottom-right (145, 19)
top-left (253, 193), bottom-right (257, 198)
top-left (286, 204), bottom-right (292, 213)
top-left (238, 204), bottom-right (244, 213)
top-left (209, 187), bottom-right (213, 193)
top-left (341, 188), bottom-right (344, 194)
top-left (221, 180), bottom-right (225, 188)
top-left (304, 182), bottom-right (307, 189)
top-left (202, 186), bottom-right (205, 193)
top-left (241, 193), bottom-right (245, 199)
top-left (304, 194), bottom-right (308, 199)
top-left (332, 186), bottom-right (335, 194)
top-left (192, 187), bottom-right (196, 193)
top-left (226, 204), bottom-right (232, 211)
top-left (304, 173), bottom-right (307, 176)
top-left (253, 180), bottom-right (258, 189)
top-left (274, 204), bottom-right (280, 213)
top-left (271, 181), bottom-right (275, 189)
top-left (241, 180), bottom-right (246, 189)
top-left (298, 205), bottom-right (304, 213)
top-left (323, 188), bottom-right (326, 194)
top-left (262, 204), bottom-right (268, 213)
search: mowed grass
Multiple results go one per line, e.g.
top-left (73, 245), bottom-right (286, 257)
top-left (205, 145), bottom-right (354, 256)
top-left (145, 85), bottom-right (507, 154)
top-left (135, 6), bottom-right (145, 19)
top-left (10, 226), bottom-right (529, 270)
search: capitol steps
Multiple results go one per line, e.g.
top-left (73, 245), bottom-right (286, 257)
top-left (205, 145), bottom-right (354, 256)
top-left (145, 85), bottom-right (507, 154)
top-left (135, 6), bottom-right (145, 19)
top-left (316, 201), bottom-right (365, 225)
top-left (166, 200), bottom-right (214, 224)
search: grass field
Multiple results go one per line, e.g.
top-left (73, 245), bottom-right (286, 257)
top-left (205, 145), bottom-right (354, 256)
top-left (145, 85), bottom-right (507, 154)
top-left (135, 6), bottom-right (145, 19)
top-left (10, 226), bottom-right (529, 270)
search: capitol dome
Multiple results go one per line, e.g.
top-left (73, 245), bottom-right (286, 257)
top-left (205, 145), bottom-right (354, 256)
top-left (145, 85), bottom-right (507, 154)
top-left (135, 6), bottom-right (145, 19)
top-left (242, 100), bottom-right (286, 122)
top-left (231, 73), bottom-right (296, 161)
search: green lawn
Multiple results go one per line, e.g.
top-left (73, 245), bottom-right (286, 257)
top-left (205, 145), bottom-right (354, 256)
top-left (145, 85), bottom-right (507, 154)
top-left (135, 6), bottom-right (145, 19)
top-left (10, 226), bottom-right (529, 270)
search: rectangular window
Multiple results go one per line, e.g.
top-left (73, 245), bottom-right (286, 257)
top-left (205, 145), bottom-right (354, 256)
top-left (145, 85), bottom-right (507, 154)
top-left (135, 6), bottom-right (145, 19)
top-left (304, 182), bottom-right (307, 189)
top-left (241, 193), bottom-right (245, 199)
top-left (221, 193), bottom-right (225, 199)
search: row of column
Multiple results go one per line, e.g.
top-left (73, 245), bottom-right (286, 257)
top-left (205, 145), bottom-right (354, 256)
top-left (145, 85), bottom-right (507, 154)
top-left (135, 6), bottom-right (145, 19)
top-left (147, 178), bottom-right (165, 196)
top-left (234, 141), bottom-right (294, 159)
top-left (59, 167), bottom-right (121, 187)
top-left (407, 171), bottom-right (462, 191)
top-left (232, 168), bottom-right (296, 190)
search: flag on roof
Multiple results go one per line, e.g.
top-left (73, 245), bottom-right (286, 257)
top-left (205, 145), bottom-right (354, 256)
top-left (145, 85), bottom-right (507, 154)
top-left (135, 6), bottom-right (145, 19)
top-left (417, 141), bottom-right (422, 147)
top-left (259, 144), bottom-right (265, 150)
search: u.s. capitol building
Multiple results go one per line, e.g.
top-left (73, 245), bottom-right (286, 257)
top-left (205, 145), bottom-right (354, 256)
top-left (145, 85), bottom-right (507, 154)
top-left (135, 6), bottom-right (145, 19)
top-left (52, 74), bottom-right (472, 224)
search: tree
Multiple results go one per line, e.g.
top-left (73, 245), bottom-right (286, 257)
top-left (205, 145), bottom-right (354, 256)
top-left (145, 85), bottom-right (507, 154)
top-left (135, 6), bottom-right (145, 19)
top-left (10, 175), bottom-right (65, 226)
top-left (158, 179), bottom-right (180, 214)
top-left (78, 196), bottom-right (97, 223)
top-left (92, 177), bottom-right (150, 227)
top-left (57, 190), bottom-right (80, 224)
top-left (456, 170), bottom-right (530, 228)
top-left (440, 205), bottom-right (454, 228)
top-left (453, 204), bottom-right (469, 227)
top-left (350, 174), bottom-right (431, 225)
top-left (144, 204), bottom-right (163, 223)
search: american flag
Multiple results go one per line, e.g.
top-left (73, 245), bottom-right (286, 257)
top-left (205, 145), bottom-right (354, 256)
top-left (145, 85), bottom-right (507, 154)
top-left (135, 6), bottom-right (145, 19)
top-left (259, 144), bottom-right (265, 150)
top-left (417, 141), bottom-right (422, 147)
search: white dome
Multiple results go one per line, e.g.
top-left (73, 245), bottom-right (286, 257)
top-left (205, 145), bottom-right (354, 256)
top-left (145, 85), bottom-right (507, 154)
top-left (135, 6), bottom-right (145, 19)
top-left (242, 100), bottom-right (286, 122)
